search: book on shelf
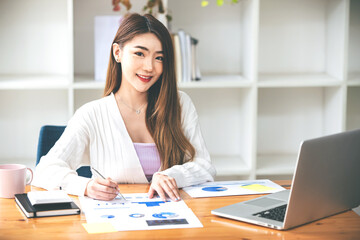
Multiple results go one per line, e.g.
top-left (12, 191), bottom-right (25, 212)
top-left (172, 34), bottom-right (182, 84)
top-left (15, 190), bottom-right (81, 218)
top-left (191, 37), bottom-right (201, 81)
top-left (173, 30), bottom-right (201, 82)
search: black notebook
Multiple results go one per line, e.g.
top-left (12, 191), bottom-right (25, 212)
top-left (15, 193), bottom-right (81, 218)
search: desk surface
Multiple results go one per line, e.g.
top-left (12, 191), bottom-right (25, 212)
top-left (0, 180), bottom-right (359, 240)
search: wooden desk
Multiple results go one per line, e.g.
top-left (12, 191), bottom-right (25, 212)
top-left (0, 180), bottom-right (359, 240)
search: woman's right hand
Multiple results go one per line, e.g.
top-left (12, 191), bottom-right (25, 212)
top-left (84, 177), bottom-right (119, 201)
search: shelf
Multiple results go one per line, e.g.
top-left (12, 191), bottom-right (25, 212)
top-left (258, 73), bottom-right (341, 88)
top-left (1, 73), bottom-right (348, 90)
top-left (179, 75), bottom-right (252, 88)
top-left (256, 154), bottom-right (297, 175)
top-left (73, 74), bottom-right (251, 89)
top-left (0, 75), bottom-right (69, 90)
top-left (73, 74), bottom-right (105, 89)
top-left (211, 155), bottom-right (251, 177)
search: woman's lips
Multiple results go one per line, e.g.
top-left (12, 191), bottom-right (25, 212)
top-left (137, 74), bottom-right (152, 83)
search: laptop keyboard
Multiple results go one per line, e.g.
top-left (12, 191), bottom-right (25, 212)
top-left (253, 204), bottom-right (287, 222)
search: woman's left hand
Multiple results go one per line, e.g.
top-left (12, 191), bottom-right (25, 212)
top-left (148, 173), bottom-right (181, 202)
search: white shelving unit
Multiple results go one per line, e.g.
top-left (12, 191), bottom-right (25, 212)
top-left (0, 0), bottom-right (359, 181)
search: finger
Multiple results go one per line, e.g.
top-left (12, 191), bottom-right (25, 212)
top-left (92, 191), bottom-right (115, 201)
top-left (86, 180), bottom-right (117, 200)
top-left (107, 177), bottom-right (119, 189)
top-left (158, 176), bottom-right (180, 201)
top-left (96, 177), bottom-right (118, 189)
top-left (168, 178), bottom-right (181, 200)
top-left (108, 179), bottom-right (121, 196)
top-left (96, 177), bottom-right (118, 193)
top-left (93, 177), bottom-right (118, 196)
top-left (92, 188), bottom-right (118, 201)
top-left (160, 179), bottom-right (179, 201)
top-left (148, 187), bottom-right (155, 199)
top-left (84, 179), bottom-right (94, 197)
top-left (152, 184), bottom-right (167, 202)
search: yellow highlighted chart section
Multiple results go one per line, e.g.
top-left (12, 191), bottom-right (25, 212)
top-left (240, 184), bottom-right (276, 192)
top-left (183, 180), bottom-right (285, 198)
top-left (82, 222), bottom-right (117, 234)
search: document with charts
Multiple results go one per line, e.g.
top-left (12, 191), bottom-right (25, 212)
top-left (182, 179), bottom-right (285, 198)
top-left (79, 193), bottom-right (202, 231)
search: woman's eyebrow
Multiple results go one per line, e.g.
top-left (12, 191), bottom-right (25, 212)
top-left (134, 45), bottom-right (163, 54)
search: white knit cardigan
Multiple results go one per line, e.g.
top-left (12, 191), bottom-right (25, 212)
top-left (33, 91), bottom-right (216, 196)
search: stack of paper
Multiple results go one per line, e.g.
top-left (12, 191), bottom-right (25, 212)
top-left (79, 193), bottom-right (202, 232)
top-left (182, 179), bottom-right (285, 198)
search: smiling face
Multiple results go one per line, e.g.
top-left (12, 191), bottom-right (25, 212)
top-left (114, 32), bottom-right (164, 94)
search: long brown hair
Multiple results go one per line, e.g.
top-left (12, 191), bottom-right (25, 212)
top-left (104, 13), bottom-right (195, 170)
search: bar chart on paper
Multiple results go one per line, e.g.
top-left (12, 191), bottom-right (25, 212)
top-left (79, 193), bottom-right (202, 231)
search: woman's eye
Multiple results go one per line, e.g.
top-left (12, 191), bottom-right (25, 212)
top-left (156, 56), bottom-right (164, 62)
top-left (135, 52), bottom-right (144, 57)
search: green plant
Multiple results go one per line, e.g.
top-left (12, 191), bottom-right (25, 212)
top-left (112, 0), bottom-right (131, 11)
top-left (111, 0), bottom-right (240, 22)
top-left (112, 0), bottom-right (172, 22)
top-left (201, 0), bottom-right (239, 7)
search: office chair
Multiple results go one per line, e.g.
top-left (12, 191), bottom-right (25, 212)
top-left (36, 125), bottom-right (92, 178)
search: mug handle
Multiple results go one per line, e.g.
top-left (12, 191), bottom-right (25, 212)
top-left (26, 168), bottom-right (33, 185)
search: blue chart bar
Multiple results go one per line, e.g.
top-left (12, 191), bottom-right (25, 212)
top-left (201, 186), bottom-right (228, 192)
top-left (152, 212), bottom-right (179, 219)
top-left (132, 201), bottom-right (168, 207)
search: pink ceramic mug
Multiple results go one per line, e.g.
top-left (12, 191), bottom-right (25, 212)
top-left (0, 164), bottom-right (33, 198)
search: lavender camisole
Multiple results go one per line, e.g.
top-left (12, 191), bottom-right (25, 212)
top-left (133, 143), bottom-right (161, 182)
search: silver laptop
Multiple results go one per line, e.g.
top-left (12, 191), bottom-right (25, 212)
top-left (211, 129), bottom-right (360, 230)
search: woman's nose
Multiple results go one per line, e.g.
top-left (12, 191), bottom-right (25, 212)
top-left (143, 57), bottom-right (154, 71)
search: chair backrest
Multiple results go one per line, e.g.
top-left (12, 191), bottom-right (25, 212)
top-left (36, 125), bottom-right (92, 178)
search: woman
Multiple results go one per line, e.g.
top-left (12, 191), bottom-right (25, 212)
top-left (33, 13), bottom-right (216, 201)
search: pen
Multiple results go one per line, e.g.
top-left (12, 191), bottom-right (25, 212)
top-left (91, 167), bottom-right (126, 201)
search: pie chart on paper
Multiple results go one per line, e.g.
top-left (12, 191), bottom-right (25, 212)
top-left (201, 186), bottom-right (228, 192)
